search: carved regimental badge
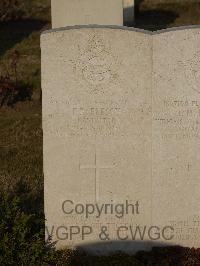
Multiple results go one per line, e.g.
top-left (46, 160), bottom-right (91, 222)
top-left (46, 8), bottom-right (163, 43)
top-left (184, 51), bottom-right (200, 94)
top-left (74, 34), bottom-right (120, 93)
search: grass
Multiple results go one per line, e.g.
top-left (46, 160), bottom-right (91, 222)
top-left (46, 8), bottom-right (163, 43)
top-left (0, 102), bottom-right (42, 191)
top-left (0, 0), bottom-right (50, 195)
top-left (135, 0), bottom-right (200, 30)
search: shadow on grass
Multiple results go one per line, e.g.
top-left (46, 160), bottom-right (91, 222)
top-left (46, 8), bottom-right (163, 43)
top-left (66, 242), bottom-right (190, 265)
top-left (135, 9), bottom-right (179, 31)
top-left (0, 19), bottom-right (47, 56)
top-left (76, 240), bottom-right (173, 256)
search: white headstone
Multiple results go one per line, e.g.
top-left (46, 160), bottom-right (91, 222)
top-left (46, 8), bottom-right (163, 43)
top-left (51, 0), bottom-right (123, 28)
top-left (42, 26), bottom-right (200, 254)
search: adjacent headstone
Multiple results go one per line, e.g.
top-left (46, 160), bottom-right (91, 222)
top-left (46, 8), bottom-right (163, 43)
top-left (152, 27), bottom-right (200, 248)
top-left (51, 0), bottom-right (123, 28)
top-left (42, 26), bottom-right (200, 254)
top-left (123, 0), bottom-right (134, 26)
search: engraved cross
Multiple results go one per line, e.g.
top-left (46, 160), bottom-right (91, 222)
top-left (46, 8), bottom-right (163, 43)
top-left (79, 145), bottom-right (116, 202)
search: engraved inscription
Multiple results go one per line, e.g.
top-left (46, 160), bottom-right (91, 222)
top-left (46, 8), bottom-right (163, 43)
top-left (71, 106), bottom-right (122, 137)
top-left (170, 216), bottom-right (200, 241)
top-left (43, 104), bottom-right (124, 137)
top-left (154, 99), bottom-right (200, 140)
